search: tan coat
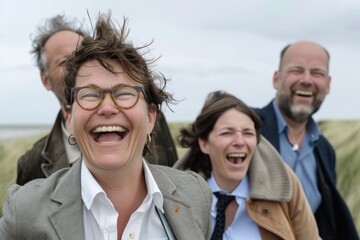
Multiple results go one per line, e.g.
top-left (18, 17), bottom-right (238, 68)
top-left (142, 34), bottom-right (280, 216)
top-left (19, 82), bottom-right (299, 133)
top-left (175, 136), bottom-right (321, 240)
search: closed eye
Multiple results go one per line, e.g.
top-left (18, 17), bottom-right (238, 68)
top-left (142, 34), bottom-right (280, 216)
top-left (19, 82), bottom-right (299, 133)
top-left (290, 69), bottom-right (303, 74)
top-left (219, 129), bottom-right (233, 136)
top-left (79, 92), bottom-right (101, 100)
top-left (311, 71), bottom-right (326, 77)
top-left (244, 131), bottom-right (255, 136)
top-left (114, 91), bottom-right (135, 99)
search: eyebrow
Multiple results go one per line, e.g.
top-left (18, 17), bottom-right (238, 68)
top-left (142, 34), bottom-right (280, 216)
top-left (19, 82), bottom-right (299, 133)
top-left (217, 126), bottom-right (255, 132)
top-left (287, 66), bottom-right (327, 72)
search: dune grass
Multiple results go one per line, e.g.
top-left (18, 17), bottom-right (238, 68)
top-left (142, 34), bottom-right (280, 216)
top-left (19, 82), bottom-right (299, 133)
top-left (318, 120), bottom-right (360, 232)
top-left (0, 134), bottom-right (46, 208)
top-left (0, 121), bottom-right (359, 233)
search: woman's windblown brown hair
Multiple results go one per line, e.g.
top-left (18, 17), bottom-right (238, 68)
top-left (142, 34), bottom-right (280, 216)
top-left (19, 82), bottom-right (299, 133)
top-left (63, 12), bottom-right (174, 113)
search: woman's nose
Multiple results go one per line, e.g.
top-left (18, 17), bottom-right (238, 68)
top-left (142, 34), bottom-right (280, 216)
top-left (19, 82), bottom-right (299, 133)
top-left (97, 93), bottom-right (119, 115)
top-left (232, 132), bottom-right (245, 146)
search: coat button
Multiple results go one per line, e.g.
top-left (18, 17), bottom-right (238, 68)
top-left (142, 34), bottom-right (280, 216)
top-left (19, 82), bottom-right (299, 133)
top-left (262, 208), bottom-right (269, 216)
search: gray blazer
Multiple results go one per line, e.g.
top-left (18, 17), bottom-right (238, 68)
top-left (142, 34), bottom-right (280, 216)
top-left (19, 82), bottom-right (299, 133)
top-left (0, 160), bottom-right (212, 240)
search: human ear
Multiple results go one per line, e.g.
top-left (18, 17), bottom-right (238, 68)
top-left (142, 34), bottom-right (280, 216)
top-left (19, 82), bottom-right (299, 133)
top-left (326, 76), bottom-right (331, 94)
top-left (273, 71), bottom-right (280, 90)
top-left (65, 111), bottom-right (73, 134)
top-left (198, 138), bottom-right (210, 154)
top-left (147, 104), bottom-right (157, 134)
top-left (40, 72), bottom-right (52, 91)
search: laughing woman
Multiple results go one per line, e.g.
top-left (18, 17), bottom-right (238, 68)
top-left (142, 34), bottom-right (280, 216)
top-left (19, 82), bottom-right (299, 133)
top-left (0, 13), bottom-right (212, 240)
top-left (175, 91), bottom-right (320, 240)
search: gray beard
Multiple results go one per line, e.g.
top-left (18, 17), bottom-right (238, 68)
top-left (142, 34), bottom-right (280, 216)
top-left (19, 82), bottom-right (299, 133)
top-left (277, 93), bottom-right (323, 123)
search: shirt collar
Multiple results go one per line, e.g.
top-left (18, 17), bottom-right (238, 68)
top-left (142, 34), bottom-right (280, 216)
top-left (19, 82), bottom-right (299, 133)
top-left (81, 160), bottom-right (105, 210)
top-left (143, 160), bottom-right (164, 212)
top-left (81, 159), bottom-right (164, 212)
top-left (207, 172), bottom-right (250, 199)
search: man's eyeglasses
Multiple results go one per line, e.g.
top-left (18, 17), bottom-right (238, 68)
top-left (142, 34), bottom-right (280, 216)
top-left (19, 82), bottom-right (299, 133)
top-left (71, 84), bottom-right (147, 110)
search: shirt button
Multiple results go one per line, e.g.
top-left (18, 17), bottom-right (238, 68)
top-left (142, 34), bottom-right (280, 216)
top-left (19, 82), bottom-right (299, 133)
top-left (129, 232), bottom-right (136, 239)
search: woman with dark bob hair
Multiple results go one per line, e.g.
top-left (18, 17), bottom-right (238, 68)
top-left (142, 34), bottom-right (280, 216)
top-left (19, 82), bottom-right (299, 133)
top-left (175, 90), bottom-right (320, 240)
top-left (0, 13), bottom-right (212, 240)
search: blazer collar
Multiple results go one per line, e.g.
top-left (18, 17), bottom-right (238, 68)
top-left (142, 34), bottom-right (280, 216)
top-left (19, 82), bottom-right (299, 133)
top-left (48, 160), bottom-right (85, 239)
top-left (148, 165), bottom-right (206, 239)
top-left (48, 162), bottom-right (205, 239)
top-left (258, 100), bottom-right (280, 150)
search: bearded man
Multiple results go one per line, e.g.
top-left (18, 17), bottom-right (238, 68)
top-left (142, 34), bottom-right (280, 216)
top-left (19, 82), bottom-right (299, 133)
top-left (254, 41), bottom-right (358, 240)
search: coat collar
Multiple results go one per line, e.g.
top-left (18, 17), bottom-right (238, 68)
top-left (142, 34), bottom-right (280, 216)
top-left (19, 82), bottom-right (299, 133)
top-left (257, 100), bottom-right (281, 150)
top-left (41, 111), bottom-right (69, 177)
top-left (248, 136), bottom-right (292, 202)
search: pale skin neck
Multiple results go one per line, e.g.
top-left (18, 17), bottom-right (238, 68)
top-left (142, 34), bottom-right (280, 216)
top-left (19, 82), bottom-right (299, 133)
top-left (92, 162), bottom-right (147, 239)
top-left (282, 114), bottom-right (307, 137)
top-left (282, 114), bottom-right (307, 149)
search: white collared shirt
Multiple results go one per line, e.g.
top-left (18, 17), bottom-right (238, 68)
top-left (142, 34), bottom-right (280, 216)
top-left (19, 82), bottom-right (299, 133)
top-left (81, 160), bottom-right (168, 240)
top-left (207, 173), bottom-right (261, 240)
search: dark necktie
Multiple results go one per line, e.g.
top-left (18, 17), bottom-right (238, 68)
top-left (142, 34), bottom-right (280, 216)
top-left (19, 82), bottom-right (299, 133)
top-left (211, 192), bottom-right (235, 240)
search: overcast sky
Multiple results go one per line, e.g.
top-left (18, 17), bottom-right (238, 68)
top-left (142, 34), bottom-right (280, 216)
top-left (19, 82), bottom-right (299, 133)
top-left (1, 0), bottom-right (360, 125)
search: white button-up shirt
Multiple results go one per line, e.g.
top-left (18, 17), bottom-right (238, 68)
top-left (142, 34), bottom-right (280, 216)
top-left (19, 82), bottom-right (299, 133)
top-left (81, 160), bottom-right (168, 240)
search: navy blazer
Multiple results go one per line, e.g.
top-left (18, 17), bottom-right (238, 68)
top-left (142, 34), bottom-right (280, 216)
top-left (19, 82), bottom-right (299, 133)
top-left (254, 101), bottom-right (359, 240)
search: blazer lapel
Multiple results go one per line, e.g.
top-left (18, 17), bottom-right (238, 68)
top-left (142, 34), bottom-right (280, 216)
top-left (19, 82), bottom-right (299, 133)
top-left (48, 160), bottom-right (85, 239)
top-left (149, 166), bottom-right (206, 239)
top-left (259, 101), bottom-right (281, 151)
top-left (163, 197), bottom-right (205, 239)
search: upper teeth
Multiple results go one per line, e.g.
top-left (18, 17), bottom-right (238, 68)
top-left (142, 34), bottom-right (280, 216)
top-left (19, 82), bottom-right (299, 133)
top-left (295, 90), bottom-right (313, 96)
top-left (93, 126), bottom-right (125, 133)
top-left (228, 153), bottom-right (246, 158)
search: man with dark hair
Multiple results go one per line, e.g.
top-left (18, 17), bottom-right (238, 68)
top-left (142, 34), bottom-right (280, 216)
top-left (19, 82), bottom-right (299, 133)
top-left (16, 14), bottom-right (177, 185)
top-left (255, 41), bottom-right (358, 240)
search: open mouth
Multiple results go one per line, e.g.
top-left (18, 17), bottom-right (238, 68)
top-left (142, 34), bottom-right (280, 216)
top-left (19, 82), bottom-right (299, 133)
top-left (91, 125), bottom-right (128, 142)
top-left (226, 153), bottom-right (247, 164)
top-left (294, 90), bottom-right (313, 97)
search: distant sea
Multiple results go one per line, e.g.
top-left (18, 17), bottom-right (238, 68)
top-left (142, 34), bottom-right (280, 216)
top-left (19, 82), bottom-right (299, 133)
top-left (0, 125), bottom-right (51, 141)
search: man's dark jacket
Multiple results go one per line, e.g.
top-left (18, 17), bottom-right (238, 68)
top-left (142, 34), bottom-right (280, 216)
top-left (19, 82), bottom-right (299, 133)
top-left (254, 101), bottom-right (359, 240)
top-left (17, 110), bottom-right (178, 185)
